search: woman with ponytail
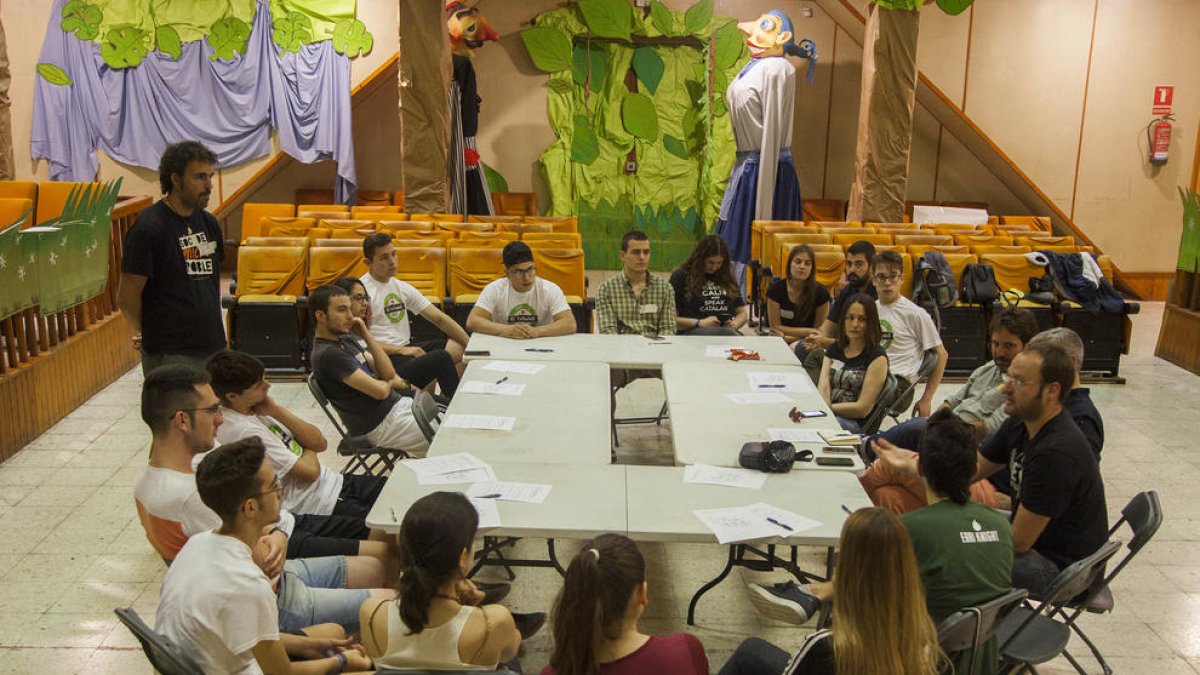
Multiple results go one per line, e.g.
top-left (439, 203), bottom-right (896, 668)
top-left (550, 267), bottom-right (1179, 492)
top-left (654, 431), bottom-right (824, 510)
top-left (542, 533), bottom-right (708, 675)
top-left (719, 508), bottom-right (945, 675)
top-left (359, 492), bottom-right (522, 670)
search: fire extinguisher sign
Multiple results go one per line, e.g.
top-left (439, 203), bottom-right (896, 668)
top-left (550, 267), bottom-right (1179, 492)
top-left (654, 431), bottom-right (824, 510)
top-left (1152, 86), bottom-right (1174, 115)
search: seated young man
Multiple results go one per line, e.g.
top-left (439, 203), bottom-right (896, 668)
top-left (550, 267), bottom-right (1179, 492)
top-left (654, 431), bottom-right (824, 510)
top-left (466, 241), bottom-right (576, 338)
top-left (749, 409), bottom-right (1013, 675)
top-left (798, 240), bottom-right (876, 381)
top-left (874, 342), bottom-right (1107, 598)
top-left (133, 366), bottom-right (390, 634)
top-left (359, 232), bottom-right (469, 390)
top-left (310, 284), bottom-right (429, 456)
top-left (157, 437), bottom-right (377, 674)
top-left (596, 230), bottom-right (676, 337)
top-left (871, 249), bottom-right (948, 417)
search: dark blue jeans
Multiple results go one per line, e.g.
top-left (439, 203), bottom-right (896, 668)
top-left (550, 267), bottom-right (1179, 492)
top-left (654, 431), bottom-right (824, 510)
top-left (861, 416), bottom-right (929, 461)
top-left (718, 637), bottom-right (791, 675)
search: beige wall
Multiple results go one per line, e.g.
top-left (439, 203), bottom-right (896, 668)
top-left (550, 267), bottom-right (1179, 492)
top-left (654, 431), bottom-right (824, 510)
top-left (3, 1), bottom-right (1193, 271)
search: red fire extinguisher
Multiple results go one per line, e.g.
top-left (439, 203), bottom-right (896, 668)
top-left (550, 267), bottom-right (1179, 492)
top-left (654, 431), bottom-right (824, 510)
top-left (1148, 113), bottom-right (1174, 165)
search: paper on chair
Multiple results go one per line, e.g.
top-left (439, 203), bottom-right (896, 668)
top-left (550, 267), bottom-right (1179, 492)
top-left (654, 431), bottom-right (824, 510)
top-left (466, 481), bottom-right (552, 504)
top-left (481, 360), bottom-right (546, 375)
top-left (402, 453), bottom-right (491, 478)
top-left (705, 345), bottom-right (749, 358)
top-left (747, 371), bottom-right (813, 393)
top-left (443, 414), bottom-right (517, 431)
top-left (693, 502), bottom-right (822, 544)
top-left (726, 392), bottom-right (792, 405)
top-left (468, 497), bottom-right (503, 530)
top-left (683, 464), bottom-right (768, 490)
top-left (417, 466), bottom-right (497, 485)
top-left (460, 380), bottom-right (527, 396)
top-left (767, 428), bottom-right (825, 444)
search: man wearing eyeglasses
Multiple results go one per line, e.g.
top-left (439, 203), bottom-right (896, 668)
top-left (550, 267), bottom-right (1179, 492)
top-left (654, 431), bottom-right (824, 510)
top-left (466, 241), bottom-right (576, 339)
top-left (871, 250), bottom-right (948, 418)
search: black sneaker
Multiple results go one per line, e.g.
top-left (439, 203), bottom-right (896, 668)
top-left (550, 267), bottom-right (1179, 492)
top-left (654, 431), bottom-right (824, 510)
top-left (511, 611), bottom-right (547, 639)
top-left (747, 581), bottom-right (822, 625)
top-left (475, 581), bottom-right (511, 605)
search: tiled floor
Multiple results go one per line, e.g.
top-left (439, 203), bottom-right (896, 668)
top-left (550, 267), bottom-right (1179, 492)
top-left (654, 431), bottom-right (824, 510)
top-left (1, 302), bottom-right (1198, 674)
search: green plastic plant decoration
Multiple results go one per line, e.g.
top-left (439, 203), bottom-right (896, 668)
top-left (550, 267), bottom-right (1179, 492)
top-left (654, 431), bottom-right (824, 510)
top-left (570, 114), bottom-right (600, 164)
top-left (572, 43), bottom-right (608, 93)
top-left (713, 22), bottom-right (744, 69)
top-left (622, 93), bottom-right (659, 141)
top-left (578, 0), bottom-right (633, 41)
top-left (61, 1), bottom-right (103, 41)
top-left (683, 0), bottom-right (713, 35)
top-left (522, 27), bottom-right (573, 73)
top-left (208, 16), bottom-right (251, 61)
top-left (273, 12), bottom-right (313, 53)
top-left (331, 18), bottom-right (373, 57)
top-left (155, 25), bottom-right (182, 60)
top-left (482, 163), bottom-right (509, 193)
top-left (101, 26), bottom-right (150, 69)
top-left (36, 64), bottom-right (73, 87)
top-left (631, 47), bottom-right (664, 95)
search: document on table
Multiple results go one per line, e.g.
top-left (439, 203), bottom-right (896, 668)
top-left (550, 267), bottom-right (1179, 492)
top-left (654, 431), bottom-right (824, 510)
top-left (726, 392), bottom-right (792, 405)
top-left (747, 371), bottom-right (814, 393)
top-left (466, 481), bottom-right (552, 504)
top-left (820, 430), bottom-right (862, 446)
top-left (418, 465), bottom-right (497, 485)
top-left (402, 453), bottom-right (491, 479)
top-left (768, 428), bottom-right (825, 444)
top-left (443, 414), bottom-right (517, 431)
top-left (468, 497), bottom-right (503, 530)
top-left (683, 464), bottom-right (768, 490)
top-left (460, 380), bottom-right (527, 396)
top-left (693, 502), bottom-right (822, 544)
top-left (481, 360), bottom-right (546, 375)
top-left (705, 345), bottom-right (749, 358)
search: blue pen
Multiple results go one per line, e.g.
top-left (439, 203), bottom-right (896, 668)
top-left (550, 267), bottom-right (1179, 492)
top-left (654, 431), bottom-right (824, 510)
top-left (841, 504), bottom-right (853, 515)
top-left (478, 493), bottom-right (503, 499)
top-left (767, 517), bottom-right (794, 532)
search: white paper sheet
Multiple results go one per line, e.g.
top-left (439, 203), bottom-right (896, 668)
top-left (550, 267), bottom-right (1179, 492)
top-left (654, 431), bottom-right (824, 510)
top-left (705, 344), bottom-right (750, 358)
top-left (401, 452), bottom-right (491, 478)
top-left (693, 502), bottom-right (822, 544)
top-left (683, 464), bottom-right (768, 490)
top-left (443, 414), bottom-right (517, 431)
top-left (480, 360), bottom-right (546, 375)
top-left (468, 497), bottom-right (503, 530)
top-left (767, 428), bottom-right (825, 444)
top-left (820, 430), bottom-right (862, 445)
top-left (466, 481), bottom-right (552, 504)
top-left (417, 466), bottom-right (498, 485)
top-left (726, 392), bottom-right (792, 405)
top-left (460, 380), bottom-right (527, 396)
top-left (747, 371), bottom-right (814, 393)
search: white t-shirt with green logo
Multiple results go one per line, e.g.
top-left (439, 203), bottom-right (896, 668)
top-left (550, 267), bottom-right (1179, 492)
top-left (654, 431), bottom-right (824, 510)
top-left (360, 274), bottom-right (433, 346)
top-left (876, 296), bottom-right (941, 382)
top-left (475, 277), bottom-right (570, 327)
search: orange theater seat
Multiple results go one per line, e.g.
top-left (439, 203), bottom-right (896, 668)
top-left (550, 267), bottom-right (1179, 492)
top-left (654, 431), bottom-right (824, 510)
top-left (954, 234), bottom-right (1012, 247)
top-left (313, 239), bottom-right (363, 247)
top-left (1015, 235), bottom-right (1074, 248)
top-left (907, 244), bottom-right (970, 258)
top-left (970, 245), bottom-right (1031, 256)
top-left (492, 192), bottom-right (537, 216)
top-left (460, 231), bottom-right (518, 244)
top-left (532, 247), bottom-right (586, 300)
top-left (36, 181), bottom-right (95, 225)
top-left (376, 221), bottom-right (434, 234)
top-left (449, 246), bottom-right (505, 300)
top-left (244, 236), bottom-right (309, 247)
top-left (894, 234), bottom-right (952, 247)
top-left (919, 222), bottom-right (978, 232)
top-left (307, 246), bottom-right (368, 291)
top-left (499, 223), bottom-right (554, 236)
top-left (523, 232), bottom-right (582, 247)
top-left (438, 222), bottom-right (495, 236)
top-left (411, 212), bottom-right (465, 223)
top-left (812, 251), bottom-right (846, 289)
top-left (821, 226), bottom-right (878, 235)
top-left (236, 246), bottom-right (307, 297)
top-left (522, 215), bottom-right (577, 233)
top-left (469, 214), bottom-right (522, 224)
top-left (356, 190), bottom-right (393, 207)
top-left (756, 222), bottom-right (809, 263)
top-left (832, 233), bottom-right (892, 248)
top-left (811, 221), bottom-right (862, 229)
top-left (0, 197), bottom-right (34, 229)
top-left (979, 253), bottom-right (1044, 294)
top-left (351, 206), bottom-right (404, 217)
top-left (241, 203), bottom-right (295, 240)
top-left (396, 246), bottom-right (448, 304)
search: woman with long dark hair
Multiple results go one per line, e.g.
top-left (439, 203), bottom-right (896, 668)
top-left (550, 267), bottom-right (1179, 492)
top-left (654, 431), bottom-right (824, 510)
top-left (359, 492), bottom-right (522, 670)
top-left (669, 235), bottom-right (748, 336)
top-left (818, 293), bottom-right (888, 433)
top-left (543, 534), bottom-right (708, 675)
top-left (767, 243), bottom-right (830, 344)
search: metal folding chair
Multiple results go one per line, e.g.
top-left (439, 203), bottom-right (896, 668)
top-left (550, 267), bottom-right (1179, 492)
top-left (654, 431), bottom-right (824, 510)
top-left (410, 388), bottom-right (443, 443)
top-left (113, 607), bottom-right (204, 675)
top-left (306, 374), bottom-right (408, 476)
top-left (936, 588), bottom-right (1028, 675)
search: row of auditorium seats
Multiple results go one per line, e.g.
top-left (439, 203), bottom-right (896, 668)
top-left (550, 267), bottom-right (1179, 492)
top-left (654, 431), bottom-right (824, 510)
top-left (239, 202), bottom-right (575, 241)
top-left (0, 180), bottom-right (109, 227)
top-left (291, 189), bottom-right (541, 217)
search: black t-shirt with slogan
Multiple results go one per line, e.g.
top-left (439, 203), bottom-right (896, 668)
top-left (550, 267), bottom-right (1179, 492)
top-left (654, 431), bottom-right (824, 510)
top-left (668, 269), bottom-right (746, 320)
top-left (766, 279), bottom-right (831, 328)
top-left (980, 410), bottom-right (1107, 567)
top-left (121, 200), bottom-right (226, 356)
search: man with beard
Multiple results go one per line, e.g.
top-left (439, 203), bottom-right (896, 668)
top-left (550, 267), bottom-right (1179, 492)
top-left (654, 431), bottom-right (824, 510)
top-left (797, 240), bottom-right (876, 381)
top-left (119, 141), bottom-right (226, 374)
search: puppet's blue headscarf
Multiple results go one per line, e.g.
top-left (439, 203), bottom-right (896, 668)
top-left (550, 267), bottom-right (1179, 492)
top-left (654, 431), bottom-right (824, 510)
top-left (767, 10), bottom-right (819, 84)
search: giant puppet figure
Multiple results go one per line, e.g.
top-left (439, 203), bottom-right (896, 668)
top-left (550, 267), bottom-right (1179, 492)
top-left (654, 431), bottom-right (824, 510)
top-left (717, 11), bottom-right (817, 281)
top-left (447, 2), bottom-right (499, 215)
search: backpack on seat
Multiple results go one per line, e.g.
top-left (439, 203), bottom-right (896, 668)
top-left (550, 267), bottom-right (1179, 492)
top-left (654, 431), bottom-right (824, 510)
top-left (913, 251), bottom-right (958, 310)
top-left (960, 263), bottom-right (999, 306)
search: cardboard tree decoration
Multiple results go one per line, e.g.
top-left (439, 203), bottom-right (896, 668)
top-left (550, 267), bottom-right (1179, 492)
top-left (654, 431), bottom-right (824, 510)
top-left (446, 1), bottom-right (499, 215)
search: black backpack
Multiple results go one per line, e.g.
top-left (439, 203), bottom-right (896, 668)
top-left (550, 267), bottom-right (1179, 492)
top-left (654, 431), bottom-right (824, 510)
top-left (960, 263), bottom-right (999, 305)
top-left (913, 251), bottom-right (958, 310)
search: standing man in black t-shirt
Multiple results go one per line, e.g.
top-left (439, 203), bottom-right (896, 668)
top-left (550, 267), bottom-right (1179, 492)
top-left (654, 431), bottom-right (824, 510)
top-left (119, 142), bottom-right (226, 374)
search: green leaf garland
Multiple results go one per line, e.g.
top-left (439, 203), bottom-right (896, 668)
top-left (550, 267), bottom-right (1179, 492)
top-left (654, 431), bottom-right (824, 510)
top-left (331, 18), bottom-right (373, 57)
top-left (100, 26), bottom-right (150, 69)
top-left (155, 26), bottom-right (182, 60)
top-left (684, 0), bottom-right (714, 35)
top-left (572, 43), bottom-right (608, 93)
top-left (934, 0), bottom-right (975, 15)
top-left (631, 47), bottom-right (664, 95)
top-left (208, 16), bottom-right (251, 61)
top-left (648, 0), bottom-right (674, 36)
top-left (578, 0), bottom-right (632, 41)
top-left (714, 21), bottom-right (744, 70)
top-left (36, 63), bottom-right (73, 87)
top-left (621, 92), bottom-right (659, 141)
top-left (570, 115), bottom-right (600, 164)
top-left (61, 1), bottom-right (102, 41)
top-left (521, 27), bottom-right (573, 73)
top-left (663, 135), bottom-right (689, 159)
top-left (273, 12), bottom-right (313, 54)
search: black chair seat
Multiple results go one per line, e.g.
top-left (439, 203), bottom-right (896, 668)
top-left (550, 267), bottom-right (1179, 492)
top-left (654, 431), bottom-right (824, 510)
top-left (1074, 582), bottom-right (1113, 614)
top-left (996, 607), bottom-right (1071, 665)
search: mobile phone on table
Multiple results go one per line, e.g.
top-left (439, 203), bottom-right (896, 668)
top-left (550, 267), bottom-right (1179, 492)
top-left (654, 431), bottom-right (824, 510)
top-left (815, 456), bottom-right (855, 467)
top-left (821, 445), bottom-right (855, 454)
top-left (799, 410), bottom-right (827, 418)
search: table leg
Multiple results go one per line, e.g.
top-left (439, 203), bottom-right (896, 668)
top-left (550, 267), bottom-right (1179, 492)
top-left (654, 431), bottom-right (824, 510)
top-left (546, 538), bottom-right (566, 575)
top-left (687, 545), bottom-right (738, 625)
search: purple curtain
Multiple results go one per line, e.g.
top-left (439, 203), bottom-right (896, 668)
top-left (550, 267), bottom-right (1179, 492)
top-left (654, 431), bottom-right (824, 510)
top-left (31, 0), bottom-right (357, 203)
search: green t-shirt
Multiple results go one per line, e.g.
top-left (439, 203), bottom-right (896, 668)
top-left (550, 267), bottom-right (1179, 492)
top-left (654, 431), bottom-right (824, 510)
top-left (902, 500), bottom-right (1013, 675)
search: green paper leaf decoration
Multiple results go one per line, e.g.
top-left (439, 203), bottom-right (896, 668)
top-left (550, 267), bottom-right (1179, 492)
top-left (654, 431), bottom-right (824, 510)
top-left (714, 21), bottom-right (744, 69)
top-left (572, 43), bottom-right (608, 93)
top-left (684, 0), bottom-right (714, 35)
top-left (155, 26), bottom-right (182, 60)
top-left (521, 27), bottom-right (572, 73)
top-left (547, 78), bottom-right (573, 94)
top-left (100, 26), bottom-right (150, 69)
top-left (37, 63), bottom-right (73, 87)
top-left (570, 114), bottom-right (600, 164)
top-left (621, 92), bottom-right (659, 141)
top-left (273, 12), bottom-right (313, 54)
top-left (934, 0), bottom-right (975, 15)
top-left (578, 0), bottom-right (632, 41)
top-left (649, 0), bottom-right (674, 35)
top-left (663, 135), bottom-right (688, 159)
top-left (332, 19), bottom-right (373, 57)
top-left (208, 16), bottom-right (251, 61)
top-left (682, 107), bottom-right (702, 151)
top-left (714, 67), bottom-right (729, 95)
top-left (712, 96), bottom-right (728, 117)
top-left (482, 162), bottom-right (509, 193)
top-left (61, 1), bottom-right (102, 41)
top-left (631, 47), bottom-right (664, 95)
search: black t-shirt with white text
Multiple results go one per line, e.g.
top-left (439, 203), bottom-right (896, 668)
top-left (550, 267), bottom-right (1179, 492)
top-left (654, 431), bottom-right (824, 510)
top-left (669, 269), bottom-right (746, 320)
top-left (121, 201), bottom-right (225, 356)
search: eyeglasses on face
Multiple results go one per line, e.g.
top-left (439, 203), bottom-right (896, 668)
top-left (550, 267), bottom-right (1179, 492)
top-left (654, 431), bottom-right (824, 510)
top-left (350, 293), bottom-right (369, 303)
top-left (256, 475), bottom-right (283, 498)
top-left (508, 265), bottom-right (537, 277)
top-left (1002, 374), bottom-right (1042, 388)
top-left (872, 273), bottom-right (902, 284)
top-left (175, 403), bottom-right (222, 419)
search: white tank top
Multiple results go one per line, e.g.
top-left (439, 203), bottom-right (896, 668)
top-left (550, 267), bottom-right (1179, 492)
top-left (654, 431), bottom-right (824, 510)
top-left (375, 601), bottom-right (493, 671)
